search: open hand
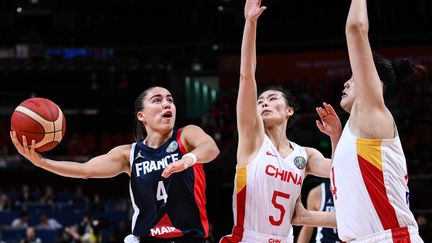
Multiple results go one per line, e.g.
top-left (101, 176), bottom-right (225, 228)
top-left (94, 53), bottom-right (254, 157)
top-left (161, 156), bottom-right (194, 178)
top-left (10, 131), bottom-right (44, 167)
top-left (316, 102), bottom-right (342, 139)
top-left (244, 0), bottom-right (267, 21)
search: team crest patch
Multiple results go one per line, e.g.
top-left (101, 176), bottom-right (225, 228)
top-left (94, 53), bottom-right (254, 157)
top-left (166, 141), bottom-right (178, 153)
top-left (293, 156), bottom-right (306, 170)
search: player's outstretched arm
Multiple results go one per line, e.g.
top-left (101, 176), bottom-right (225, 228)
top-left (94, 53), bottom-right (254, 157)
top-left (161, 125), bottom-right (219, 178)
top-left (11, 131), bottom-right (130, 179)
top-left (292, 196), bottom-right (336, 228)
top-left (236, 0), bottom-right (267, 167)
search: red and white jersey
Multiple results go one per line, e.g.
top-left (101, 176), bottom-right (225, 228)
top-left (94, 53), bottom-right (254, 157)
top-left (222, 136), bottom-right (307, 243)
top-left (331, 121), bottom-right (419, 242)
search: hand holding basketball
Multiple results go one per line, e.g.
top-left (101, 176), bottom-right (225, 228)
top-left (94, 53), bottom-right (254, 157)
top-left (10, 97), bottom-right (66, 153)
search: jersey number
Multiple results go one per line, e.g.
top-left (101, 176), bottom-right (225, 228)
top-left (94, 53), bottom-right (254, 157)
top-left (156, 180), bottom-right (168, 203)
top-left (269, 191), bottom-right (290, 226)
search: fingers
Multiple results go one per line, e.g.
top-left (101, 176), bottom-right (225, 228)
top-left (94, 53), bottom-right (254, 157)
top-left (323, 102), bottom-right (336, 115)
top-left (316, 107), bottom-right (327, 119)
top-left (161, 166), bottom-right (173, 178)
top-left (258, 6), bottom-right (267, 15)
top-left (316, 120), bottom-right (325, 133)
top-left (161, 160), bottom-right (192, 178)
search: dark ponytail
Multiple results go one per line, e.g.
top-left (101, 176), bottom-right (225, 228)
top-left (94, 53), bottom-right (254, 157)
top-left (373, 53), bottom-right (417, 97)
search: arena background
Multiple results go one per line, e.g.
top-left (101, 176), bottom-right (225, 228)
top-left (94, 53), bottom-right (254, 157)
top-left (0, 0), bottom-right (431, 242)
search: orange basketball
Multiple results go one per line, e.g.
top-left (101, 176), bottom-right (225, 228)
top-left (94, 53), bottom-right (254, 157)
top-left (10, 98), bottom-right (66, 152)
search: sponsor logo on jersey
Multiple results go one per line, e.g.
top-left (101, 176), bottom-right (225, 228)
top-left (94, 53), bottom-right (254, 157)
top-left (266, 151), bottom-right (277, 157)
top-left (268, 239), bottom-right (281, 243)
top-left (293, 156), bottom-right (306, 170)
top-left (166, 141), bottom-right (178, 153)
top-left (150, 226), bottom-right (178, 236)
top-left (134, 151), bottom-right (145, 160)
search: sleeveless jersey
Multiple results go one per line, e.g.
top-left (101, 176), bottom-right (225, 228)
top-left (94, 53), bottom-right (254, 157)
top-left (331, 121), bottom-right (418, 242)
top-left (315, 181), bottom-right (341, 243)
top-left (129, 129), bottom-right (209, 239)
top-left (222, 136), bottom-right (308, 243)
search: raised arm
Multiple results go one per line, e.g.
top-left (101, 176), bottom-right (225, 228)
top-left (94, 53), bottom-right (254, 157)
top-left (236, 0), bottom-right (267, 166)
top-left (162, 125), bottom-right (219, 178)
top-left (346, 0), bottom-right (394, 138)
top-left (10, 131), bottom-right (130, 178)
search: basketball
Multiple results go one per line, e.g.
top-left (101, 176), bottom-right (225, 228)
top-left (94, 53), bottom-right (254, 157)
top-left (10, 98), bottom-right (66, 152)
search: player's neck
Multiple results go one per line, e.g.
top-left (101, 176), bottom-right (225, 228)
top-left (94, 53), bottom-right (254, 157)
top-left (143, 130), bottom-right (173, 148)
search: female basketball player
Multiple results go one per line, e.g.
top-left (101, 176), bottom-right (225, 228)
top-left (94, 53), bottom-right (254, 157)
top-left (221, 1), bottom-right (336, 242)
top-left (316, 0), bottom-right (424, 241)
top-left (10, 86), bottom-right (220, 243)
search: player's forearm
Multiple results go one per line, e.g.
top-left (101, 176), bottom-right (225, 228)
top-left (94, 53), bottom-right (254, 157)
top-left (189, 141), bottom-right (220, 164)
top-left (300, 211), bottom-right (337, 228)
top-left (240, 20), bottom-right (257, 79)
top-left (346, 0), bottom-right (369, 36)
top-left (40, 158), bottom-right (91, 179)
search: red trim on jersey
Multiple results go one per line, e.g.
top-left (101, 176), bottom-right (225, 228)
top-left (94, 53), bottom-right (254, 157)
top-left (358, 154), bottom-right (400, 230)
top-left (391, 227), bottom-right (411, 243)
top-left (220, 226), bottom-right (244, 243)
top-left (193, 164), bottom-right (209, 237)
top-left (176, 128), bottom-right (187, 154)
top-left (176, 128), bottom-right (209, 237)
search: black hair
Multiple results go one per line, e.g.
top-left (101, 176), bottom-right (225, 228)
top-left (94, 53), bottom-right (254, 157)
top-left (133, 86), bottom-right (158, 141)
top-left (373, 52), bottom-right (416, 96)
top-left (258, 85), bottom-right (298, 128)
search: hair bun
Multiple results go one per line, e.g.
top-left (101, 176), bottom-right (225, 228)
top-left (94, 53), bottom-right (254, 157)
top-left (391, 59), bottom-right (416, 82)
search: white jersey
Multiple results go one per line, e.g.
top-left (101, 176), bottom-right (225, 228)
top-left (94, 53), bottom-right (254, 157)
top-left (331, 121), bottom-right (420, 242)
top-left (221, 136), bottom-right (307, 243)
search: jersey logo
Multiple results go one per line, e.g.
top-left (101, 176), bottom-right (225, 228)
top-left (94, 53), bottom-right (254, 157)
top-left (134, 151), bottom-right (145, 160)
top-left (166, 141), bottom-right (178, 153)
top-left (293, 156), bottom-right (306, 170)
top-left (266, 151), bottom-right (277, 157)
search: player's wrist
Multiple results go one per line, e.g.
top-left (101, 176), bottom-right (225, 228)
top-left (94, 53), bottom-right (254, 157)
top-left (182, 152), bottom-right (197, 167)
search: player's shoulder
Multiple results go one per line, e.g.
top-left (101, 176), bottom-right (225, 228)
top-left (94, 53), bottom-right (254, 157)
top-left (110, 144), bottom-right (133, 155)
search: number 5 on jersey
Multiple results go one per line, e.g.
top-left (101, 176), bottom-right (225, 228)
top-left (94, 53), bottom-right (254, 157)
top-left (269, 191), bottom-right (290, 226)
top-left (157, 180), bottom-right (168, 203)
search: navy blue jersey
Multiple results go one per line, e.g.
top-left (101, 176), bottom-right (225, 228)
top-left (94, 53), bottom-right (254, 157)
top-left (129, 129), bottom-right (208, 239)
top-left (315, 181), bottom-right (341, 243)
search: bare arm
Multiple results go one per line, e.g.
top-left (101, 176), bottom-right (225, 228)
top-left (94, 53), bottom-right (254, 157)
top-left (305, 147), bottom-right (331, 178)
top-left (161, 125), bottom-right (219, 178)
top-left (346, 0), bottom-right (394, 138)
top-left (10, 131), bottom-right (131, 178)
top-left (292, 196), bottom-right (336, 228)
top-left (236, 0), bottom-right (267, 167)
top-left (297, 185), bottom-right (322, 243)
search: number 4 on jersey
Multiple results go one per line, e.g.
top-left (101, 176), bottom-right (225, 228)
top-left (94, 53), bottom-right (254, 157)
top-left (156, 180), bottom-right (168, 203)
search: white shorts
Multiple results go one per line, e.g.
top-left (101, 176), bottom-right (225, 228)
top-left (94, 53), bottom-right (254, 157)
top-left (220, 227), bottom-right (293, 243)
top-left (350, 226), bottom-right (423, 243)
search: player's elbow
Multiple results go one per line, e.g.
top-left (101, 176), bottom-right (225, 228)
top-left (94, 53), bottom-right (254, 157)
top-left (346, 20), bottom-right (368, 37)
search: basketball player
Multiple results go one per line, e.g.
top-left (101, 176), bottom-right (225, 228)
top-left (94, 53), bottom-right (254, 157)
top-left (297, 180), bottom-right (341, 243)
top-left (10, 86), bottom-right (220, 243)
top-left (220, 1), bottom-right (336, 242)
top-left (316, 0), bottom-right (424, 241)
